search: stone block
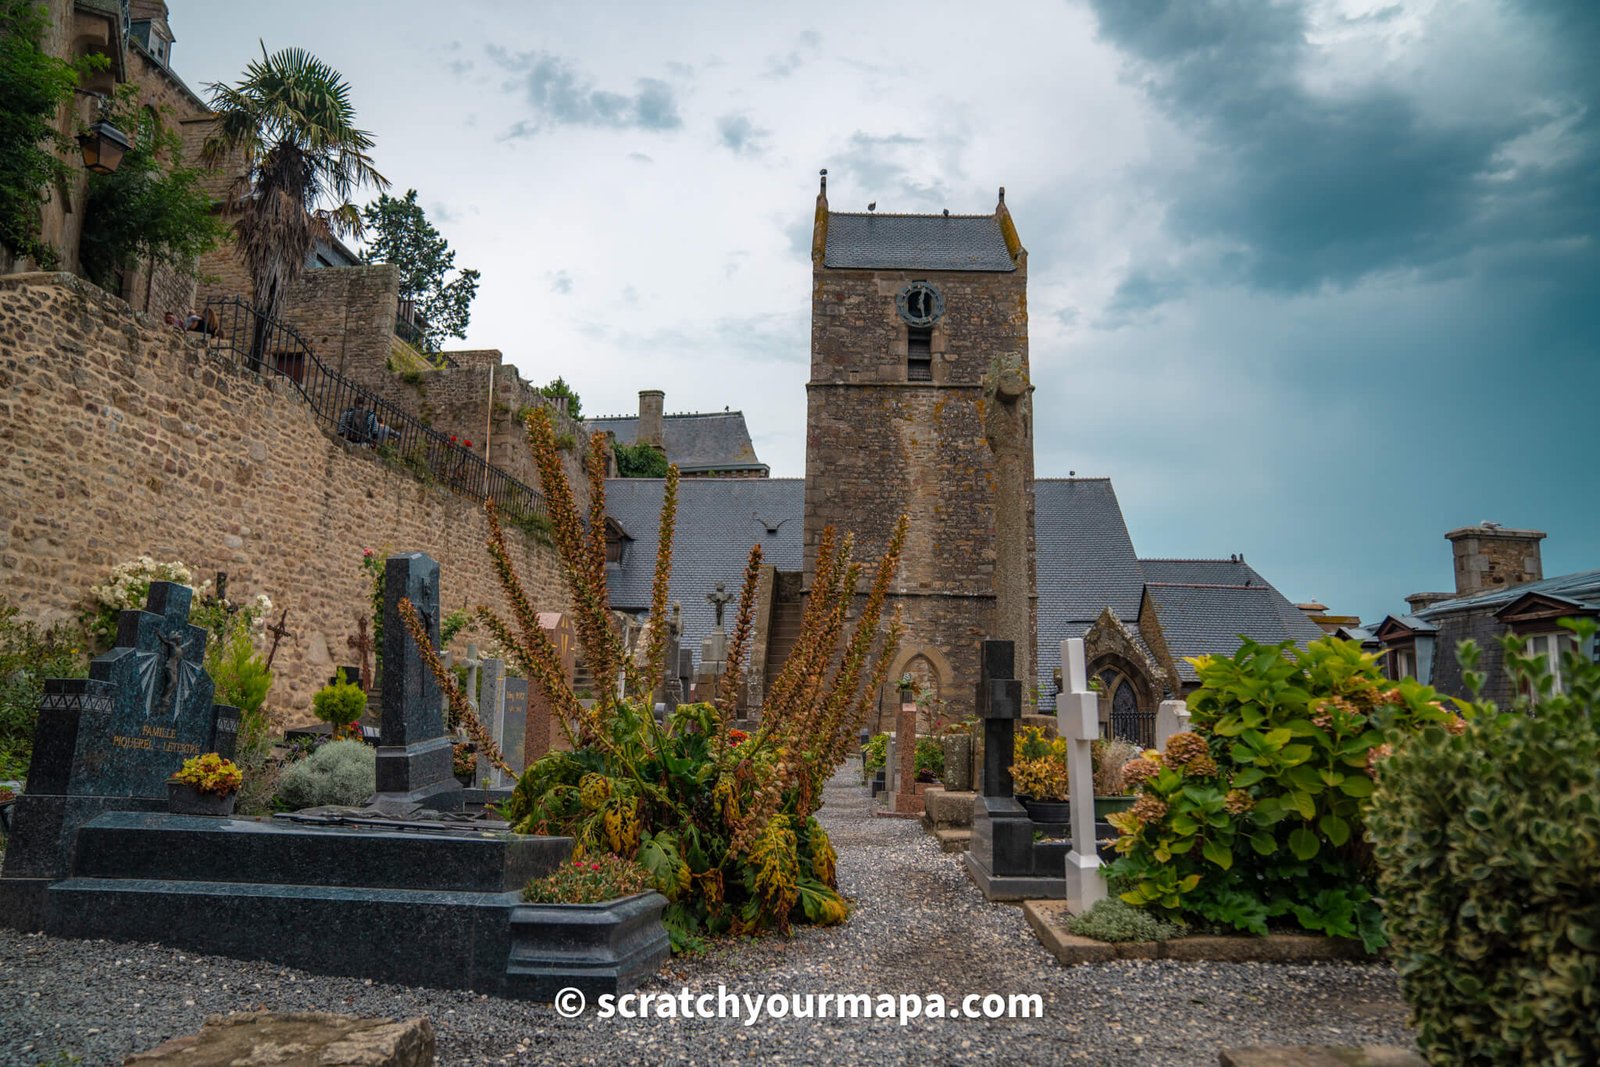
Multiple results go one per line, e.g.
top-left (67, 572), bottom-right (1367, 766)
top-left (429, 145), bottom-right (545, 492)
top-left (125, 1011), bottom-right (436, 1066)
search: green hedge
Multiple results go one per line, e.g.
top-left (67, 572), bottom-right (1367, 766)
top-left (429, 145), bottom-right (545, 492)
top-left (1369, 621), bottom-right (1599, 1065)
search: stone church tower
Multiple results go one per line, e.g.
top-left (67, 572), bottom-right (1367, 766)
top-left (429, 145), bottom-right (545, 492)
top-left (804, 173), bottom-right (1036, 727)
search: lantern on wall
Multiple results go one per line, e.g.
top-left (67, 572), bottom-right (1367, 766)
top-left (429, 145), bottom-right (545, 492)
top-left (77, 116), bottom-right (131, 175)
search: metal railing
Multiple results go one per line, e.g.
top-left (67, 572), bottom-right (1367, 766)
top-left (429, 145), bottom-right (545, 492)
top-left (202, 297), bottom-right (546, 524)
top-left (393, 314), bottom-right (458, 368)
top-left (1107, 709), bottom-right (1156, 749)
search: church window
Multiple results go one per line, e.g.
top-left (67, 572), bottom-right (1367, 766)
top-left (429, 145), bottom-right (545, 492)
top-left (907, 326), bottom-right (932, 381)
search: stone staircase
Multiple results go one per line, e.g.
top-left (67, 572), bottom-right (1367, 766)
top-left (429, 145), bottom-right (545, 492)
top-left (763, 572), bottom-right (806, 683)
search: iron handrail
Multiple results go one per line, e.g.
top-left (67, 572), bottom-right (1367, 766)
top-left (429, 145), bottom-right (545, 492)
top-left (200, 297), bottom-right (547, 524)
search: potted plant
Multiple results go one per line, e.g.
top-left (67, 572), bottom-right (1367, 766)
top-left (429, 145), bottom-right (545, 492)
top-left (452, 741), bottom-right (478, 786)
top-left (1091, 737), bottom-right (1142, 819)
top-left (861, 732), bottom-right (888, 792)
top-left (1010, 724), bottom-right (1069, 822)
top-left (913, 736), bottom-right (945, 783)
top-left (168, 752), bottom-right (243, 816)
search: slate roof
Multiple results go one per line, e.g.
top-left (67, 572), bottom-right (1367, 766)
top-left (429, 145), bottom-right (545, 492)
top-left (604, 478), bottom-right (804, 670)
top-left (586, 412), bottom-right (767, 475)
top-left (1033, 478), bottom-right (1145, 708)
top-left (824, 213), bottom-right (1016, 272)
top-left (1415, 568), bottom-right (1600, 618)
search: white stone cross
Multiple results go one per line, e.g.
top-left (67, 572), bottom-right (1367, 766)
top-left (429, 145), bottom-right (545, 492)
top-left (1057, 637), bottom-right (1106, 913)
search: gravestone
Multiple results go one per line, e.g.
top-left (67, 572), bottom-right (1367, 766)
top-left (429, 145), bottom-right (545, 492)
top-left (524, 611), bottom-right (576, 766)
top-left (0, 581), bottom-right (240, 930)
top-left (501, 677), bottom-right (528, 775)
top-left (371, 553), bottom-right (461, 813)
top-left (675, 649), bottom-right (694, 707)
top-left (1155, 699), bottom-right (1192, 752)
top-left (1059, 637), bottom-right (1107, 912)
top-left (963, 640), bottom-right (1038, 897)
top-left (477, 656), bottom-right (507, 787)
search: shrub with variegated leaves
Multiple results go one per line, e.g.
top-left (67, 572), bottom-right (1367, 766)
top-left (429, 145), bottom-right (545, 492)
top-left (1107, 637), bottom-right (1455, 949)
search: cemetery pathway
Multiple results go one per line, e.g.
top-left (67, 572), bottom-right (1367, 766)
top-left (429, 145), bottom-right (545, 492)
top-left (0, 768), bottom-right (1414, 1066)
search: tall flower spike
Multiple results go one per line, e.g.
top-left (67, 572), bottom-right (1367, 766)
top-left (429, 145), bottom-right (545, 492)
top-left (397, 597), bottom-right (514, 776)
top-left (717, 543), bottom-right (764, 721)
top-left (638, 463), bottom-right (680, 702)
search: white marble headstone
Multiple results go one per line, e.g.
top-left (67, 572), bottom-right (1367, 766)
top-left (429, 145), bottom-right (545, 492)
top-left (1057, 637), bottom-right (1106, 913)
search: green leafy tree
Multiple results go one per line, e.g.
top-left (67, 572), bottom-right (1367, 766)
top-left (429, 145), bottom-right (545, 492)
top-left (614, 441), bottom-right (669, 478)
top-left (202, 44), bottom-right (387, 324)
top-left (361, 189), bottom-right (479, 351)
top-left (0, 0), bottom-right (81, 269)
top-left (79, 87), bottom-right (226, 291)
top-left (539, 376), bottom-right (582, 419)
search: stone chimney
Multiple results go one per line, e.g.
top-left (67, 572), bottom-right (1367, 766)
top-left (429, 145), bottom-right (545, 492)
top-left (637, 390), bottom-right (665, 450)
top-left (1445, 524), bottom-right (1545, 597)
top-left (1405, 591), bottom-right (1455, 614)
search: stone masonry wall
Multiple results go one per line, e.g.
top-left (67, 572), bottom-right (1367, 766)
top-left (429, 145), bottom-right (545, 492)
top-left (805, 263), bottom-right (1035, 721)
top-left (0, 273), bottom-right (569, 725)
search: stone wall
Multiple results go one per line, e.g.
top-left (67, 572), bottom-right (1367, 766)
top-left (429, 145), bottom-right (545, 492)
top-left (805, 262), bottom-right (1036, 722)
top-left (0, 273), bottom-right (569, 724)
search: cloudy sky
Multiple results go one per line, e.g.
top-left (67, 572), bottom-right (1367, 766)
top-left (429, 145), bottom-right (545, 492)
top-left (171, 0), bottom-right (1597, 622)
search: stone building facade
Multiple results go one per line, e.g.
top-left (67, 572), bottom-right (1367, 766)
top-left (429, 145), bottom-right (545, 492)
top-left (0, 272), bottom-right (570, 720)
top-left (1373, 525), bottom-right (1599, 705)
top-left (804, 177), bottom-right (1037, 723)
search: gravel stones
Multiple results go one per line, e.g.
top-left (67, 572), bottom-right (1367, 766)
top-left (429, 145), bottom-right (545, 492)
top-left (0, 770), bottom-right (1415, 1066)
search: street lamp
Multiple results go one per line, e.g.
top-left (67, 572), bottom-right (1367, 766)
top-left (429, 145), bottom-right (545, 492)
top-left (72, 90), bottom-right (129, 175)
top-left (77, 118), bottom-right (130, 174)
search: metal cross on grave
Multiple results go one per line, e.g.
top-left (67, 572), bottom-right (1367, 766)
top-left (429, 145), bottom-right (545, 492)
top-left (264, 607), bottom-right (297, 671)
top-left (1058, 636), bottom-right (1107, 912)
top-left (345, 614), bottom-right (373, 692)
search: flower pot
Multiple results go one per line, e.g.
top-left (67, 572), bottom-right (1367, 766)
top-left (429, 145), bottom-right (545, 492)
top-left (167, 781), bottom-right (236, 817)
top-left (1020, 796), bottom-right (1071, 824)
top-left (1094, 795), bottom-right (1136, 820)
top-left (941, 733), bottom-right (973, 792)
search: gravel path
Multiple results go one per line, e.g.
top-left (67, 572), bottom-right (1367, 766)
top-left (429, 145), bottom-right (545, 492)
top-left (0, 770), bottom-right (1415, 1066)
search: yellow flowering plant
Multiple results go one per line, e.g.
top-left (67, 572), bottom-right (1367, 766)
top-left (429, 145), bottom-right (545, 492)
top-left (171, 752), bottom-right (243, 797)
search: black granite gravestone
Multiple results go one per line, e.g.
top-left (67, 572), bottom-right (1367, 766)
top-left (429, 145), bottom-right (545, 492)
top-left (0, 582), bottom-right (240, 930)
top-left (372, 553), bottom-right (462, 813)
top-left (964, 639), bottom-right (1051, 899)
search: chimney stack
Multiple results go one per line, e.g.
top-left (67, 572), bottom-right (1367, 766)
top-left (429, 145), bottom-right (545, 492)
top-left (637, 390), bottom-right (665, 451)
top-left (1445, 524), bottom-right (1545, 596)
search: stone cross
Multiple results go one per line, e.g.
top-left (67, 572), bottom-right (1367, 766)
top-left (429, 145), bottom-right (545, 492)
top-left (461, 643), bottom-right (483, 726)
top-left (1058, 637), bottom-right (1107, 912)
top-left (373, 553), bottom-right (460, 812)
top-left (706, 582), bottom-right (734, 629)
top-left (477, 656), bottom-right (507, 787)
top-left (1155, 699), bottom-right (1192, 753)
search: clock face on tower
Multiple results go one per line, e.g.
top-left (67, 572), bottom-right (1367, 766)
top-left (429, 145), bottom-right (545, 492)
top-left (896, 281), bottom-right (944, 327)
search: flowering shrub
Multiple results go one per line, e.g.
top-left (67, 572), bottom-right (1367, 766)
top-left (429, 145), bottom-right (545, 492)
top-left (171, 753), bottom-right (243, 796)
top-left (1369, 622), bottom-right (1600, 1065)
top-left (523, 854), bottom-right (655, 904)
top-left (1, 596), bottom-right (86, 781)
top-left (1107, 637), bottom-right (1455, 949)
top-left (405, 406), bottom-right (905, 950)
top-left (1091, 738), bottom-right (1141, 796)
top-left (84, 556), bottom-right (194, 648)
top-left (1010, 724), bottom-right (1068, 800)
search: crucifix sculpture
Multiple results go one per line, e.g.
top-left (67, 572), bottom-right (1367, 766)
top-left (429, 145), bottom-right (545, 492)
top-left (707, 583), bottom-right (734, 629)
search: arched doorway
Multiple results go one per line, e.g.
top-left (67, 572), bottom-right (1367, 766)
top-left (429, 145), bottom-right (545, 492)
top-left (1088, 654), bottom-right (1158, 748)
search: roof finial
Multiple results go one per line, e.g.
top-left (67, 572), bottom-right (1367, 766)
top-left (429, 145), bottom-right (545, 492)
top-left (819, 168), bottom-right (827, 195)
top-left (998, 185), bottom-right (1006, 204)
top-left (942, 208), bottom-right (949, 216)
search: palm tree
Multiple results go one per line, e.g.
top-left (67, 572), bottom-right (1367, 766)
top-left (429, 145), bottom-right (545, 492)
top-left (202, 45), bottom-right (387, 327)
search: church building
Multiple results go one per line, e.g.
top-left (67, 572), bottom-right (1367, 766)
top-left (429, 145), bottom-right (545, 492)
top-left (602, 181), bottom-right (1322, 739)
